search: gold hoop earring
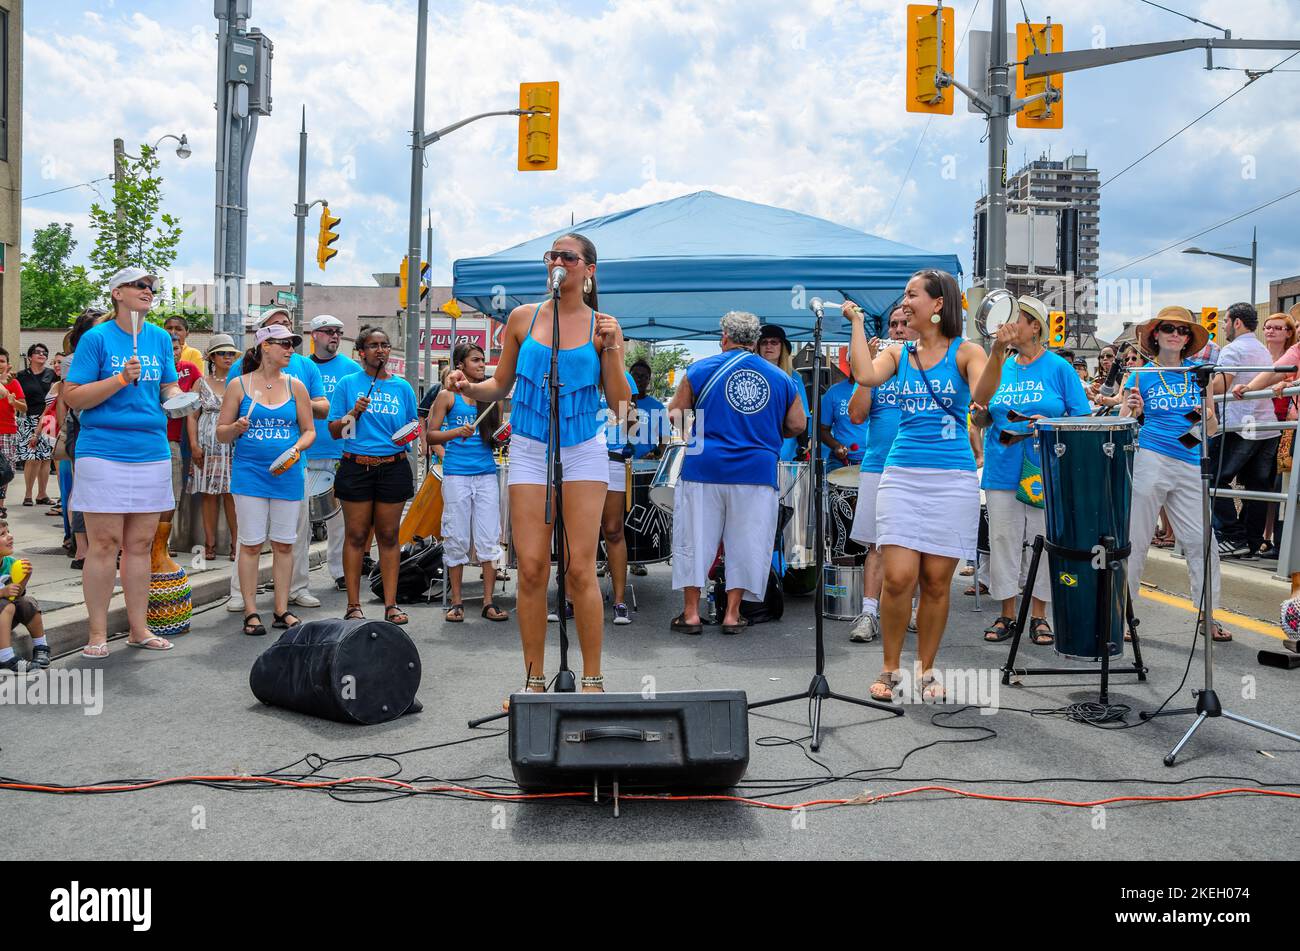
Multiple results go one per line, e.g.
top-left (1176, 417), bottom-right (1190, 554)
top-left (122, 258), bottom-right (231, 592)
top-left (583, 277), bottom-right (593, 295)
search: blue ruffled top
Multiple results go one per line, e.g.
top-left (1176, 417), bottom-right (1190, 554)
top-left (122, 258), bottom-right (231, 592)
top-left (512, 303), bottom-right (602, 447)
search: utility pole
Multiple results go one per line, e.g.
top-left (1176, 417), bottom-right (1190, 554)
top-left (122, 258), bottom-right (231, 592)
top-left (985, 0), bottom-right (1009, 293)
top-left (403, 0), bottom-right (429, 392)
top-left (112, 138), bottom-right (127, 259)
top-left (423, 210), bottom-right (433, 392)
top-left (293, 107), bottom-right (307, 340)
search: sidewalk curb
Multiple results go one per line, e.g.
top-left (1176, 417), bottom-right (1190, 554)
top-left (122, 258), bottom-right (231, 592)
top-left (16, 543), bottom-right (328, 660)
top-left (1143, 545), bottom-right (1285, 626)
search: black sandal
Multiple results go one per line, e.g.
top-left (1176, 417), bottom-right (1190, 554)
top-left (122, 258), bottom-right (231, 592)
top-left (273, 610), bottom-right (302, 629)
top-left (242, 613), bottom-right (266, 636)
top-left (1029, 618), bottom-right (1054, 646)
top-left (385, 605), bottom-right (409, 626)
top-left (670, 612), bottom-right (703, 635)
top-left (983, 616), bottom-right (1015, 642)
top-left (445, 603), bottom-right (465, 623)
top-left (344, 604), bottom-right (365, 621)
top-left (482, 603), bottom-right (509, 622)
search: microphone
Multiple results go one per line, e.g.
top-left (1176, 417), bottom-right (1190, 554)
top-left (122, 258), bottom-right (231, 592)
top-left (550, 267), bottom-right (566, 294)
top-left (809, 298), bottom-right (861, 317)
top-left (1098, 355), bottom-right (1125, 398)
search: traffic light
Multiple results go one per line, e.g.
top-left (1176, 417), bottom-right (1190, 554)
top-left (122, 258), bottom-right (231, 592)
top-left (518, 81), bottom-right (559, 171)
top-left (316, 204), bottom-right (341, 270)
top-left (1200, 307), bottom-right (1220, 344)
top-left (1016, 22), bottom-right (1064, 129)
top-left (399, 258), bottom-right (430, 310)
top-left (1048, 311), bottom-right (1067, 348)
top-left (905, 5), bottom-right (954, 115)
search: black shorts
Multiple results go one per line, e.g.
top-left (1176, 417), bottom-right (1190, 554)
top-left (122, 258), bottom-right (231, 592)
top-left (2, 595), bottom-right (40, 628)
top-left (334, 457), bottom-right (413, 505)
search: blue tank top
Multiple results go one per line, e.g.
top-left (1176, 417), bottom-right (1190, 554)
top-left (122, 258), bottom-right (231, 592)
top-left (862, 376), bottom-right (904, 474)
top-left (885, 338), bottom-right (976, 472)
top-left (231, 376), bottom-right (305, 501)
top-left (442, 393), bottom-right (497, 476)
top-left (511, 304), bottom-right (602, 448)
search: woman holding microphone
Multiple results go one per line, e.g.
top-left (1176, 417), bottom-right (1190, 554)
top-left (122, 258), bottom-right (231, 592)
top-left (425, 341), bottom-right (506, 623)
top-left (970, 296), bottom-right (1090, 645)
top-left (328, 327), bottom-right (419, 625)
top-left (217, 324), bottom-right (315, 636)
top-left (445, 233), bottom-right (630, 707)
top-left (846, 270), bottom-right (988, 701)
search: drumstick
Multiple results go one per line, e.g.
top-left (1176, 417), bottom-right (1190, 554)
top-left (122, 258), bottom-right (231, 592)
top-left (625, 458), bottom-right (632, 513)
top-left (130, 311), bottom-right (139, 386)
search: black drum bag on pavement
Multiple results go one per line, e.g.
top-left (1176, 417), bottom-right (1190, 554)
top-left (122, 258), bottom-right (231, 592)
top-left (369, 536), bottom-right (443, 604)
top-left (709, 564), bottom-right (784, 624)
top-left (249, 618), bottom-right (422, 725)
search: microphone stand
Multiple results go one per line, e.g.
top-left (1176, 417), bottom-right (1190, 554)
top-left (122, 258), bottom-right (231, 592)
top-left (748, 299), bottom-right (902, 751)
top-left (1138, 363), bottom-right (1300, 764)
top-left (468, 274), bottom-right (573, 729)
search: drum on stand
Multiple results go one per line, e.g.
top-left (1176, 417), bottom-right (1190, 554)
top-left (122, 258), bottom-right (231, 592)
top-left (1037, 417), bottom-right (1138, 661)
top-left (649, 441), bottom-right (687, 514)
top-left (822, 565), bottom-right (865, 620)
top-left (825, 465), bottom-right (862, 561)
top-left (601, 460), bottom-right (672, 566)
top-left (778, 461), bottom-right (814, 570)
top-left (306, 465), bottom-right (339, 524)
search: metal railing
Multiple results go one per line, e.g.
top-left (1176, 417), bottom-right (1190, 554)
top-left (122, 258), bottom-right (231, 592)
top-left (1212, 382), bottom-right (1299, 579)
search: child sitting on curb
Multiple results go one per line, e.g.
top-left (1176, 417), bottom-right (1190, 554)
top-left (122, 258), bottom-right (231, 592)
top-left (0, 521), bottom-right (47, 675)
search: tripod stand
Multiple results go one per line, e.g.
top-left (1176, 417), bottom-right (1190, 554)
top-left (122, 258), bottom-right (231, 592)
top-left (748, 299), bottom-right (902, 751)
top-left (1137, 363), bottom-right (1300, 764)
top-left (468, 278), bottom-right (575, 728)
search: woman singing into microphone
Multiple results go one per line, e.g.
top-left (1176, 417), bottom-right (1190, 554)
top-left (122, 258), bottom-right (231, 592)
top-left (846, 269), bottom-right (988, 701)
top-left (445, 234), bottom-right (630, 706)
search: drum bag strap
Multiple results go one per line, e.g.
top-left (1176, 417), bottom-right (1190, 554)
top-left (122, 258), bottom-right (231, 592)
top-left (1044, 539), bottom-right (1132, 562)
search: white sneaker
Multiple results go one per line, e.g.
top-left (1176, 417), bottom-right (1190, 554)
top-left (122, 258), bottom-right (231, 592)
top-left (290, 591), bottom-right (321, 608)
top-left (226, 598), bottom-right (246, 613)
top-left (849, 613), bottom-right (879, 643)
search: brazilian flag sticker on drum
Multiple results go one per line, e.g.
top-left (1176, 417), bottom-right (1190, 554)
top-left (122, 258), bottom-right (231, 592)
top-left (1059, 573), bottom-right (1079, 587)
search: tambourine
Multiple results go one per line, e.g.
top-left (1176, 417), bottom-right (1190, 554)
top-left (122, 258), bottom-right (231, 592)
top-left (163, 391), bottom-right (200, 419)
top-left (269, 447), bottom-right (301, 475)
top-left (391, 421), bottom-right (421, 447)
top-left (492, 422), bottom-right (511, 447)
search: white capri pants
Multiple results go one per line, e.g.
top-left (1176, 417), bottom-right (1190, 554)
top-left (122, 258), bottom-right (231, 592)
top-left (1127, 448), bottom-right (1221, 612)
top-left (671, 480), bottom-right (778, 602)
top-left (848, 469), bottom-right (882, 546)
top-left (507, 433), bottom-right (610, 486)
top-left (441, 472), bottom-right (503, 567)
top-left (984, 489), bottom-right (1051, 604)
top-left (233, 494), bottom-right (300, 547)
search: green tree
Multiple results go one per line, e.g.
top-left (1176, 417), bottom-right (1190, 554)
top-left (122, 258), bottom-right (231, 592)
top-left (626, 341), bottom-right (692, 398)
top-left (20, 222), bottom-right (100, 328)
top-left (151, 287), bottom-right (214, 331)
top-left (87, 143), bottom-right (182, 292)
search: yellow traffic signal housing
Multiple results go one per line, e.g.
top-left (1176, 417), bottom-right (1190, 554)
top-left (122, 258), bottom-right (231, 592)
top-left (518, 81), bottom-right (559, 171)
top-left (1048, 311), bottom-right (1067, 348)
top-left (905, 5), bottom-right (955, 115)
top-left (399, 258), bottom-right (430, 310)
top-left (316, 205), bottom-right (341, 270)
top-left (1016, 22), bottom-right (1064, 129)
top-left (1200, 307), bottom-right (1220, 344)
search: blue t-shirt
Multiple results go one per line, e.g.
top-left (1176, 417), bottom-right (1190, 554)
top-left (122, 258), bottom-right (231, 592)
top-left (329, 372), bottom-right (420, 457)
top-left (982, 351), bottom-right (1091, 491)
top-left (819, 379), bottom-right (867, 471)
top-left (66, 320), bottom-right (179, 463)
top-left (442, 393), bottom-right (497, 476)
top-left (1125, 360), bottom-right (1200, 465)
top-left (231, 382), bottom-right (306, 501)
top-left (862, 376), bottom-right (904, 474)
top-left (227, 352), bottom-right (325, 404)
top-left (680, 350), bottom-right (799, 489)
top-left (598, 371), bottom-right (638, 455)
top-left (307, 353), bottom-right (362, 460)
top-left (885, 338), bottom-right (976, 472)
top-left (630, 393), bottom-right (668, 459)
top-left (779, 376), bottom-right (811, 462)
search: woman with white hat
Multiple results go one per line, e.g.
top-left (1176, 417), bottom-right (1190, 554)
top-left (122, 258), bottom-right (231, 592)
top-left (970, 296), bottom-right (1091, 645)
top-left (189, 334), bottom-right (241, 561)
top-left (62, 267), bottom-right (187, 655)
top-left (1122, 306), bottom-right (1229, 641)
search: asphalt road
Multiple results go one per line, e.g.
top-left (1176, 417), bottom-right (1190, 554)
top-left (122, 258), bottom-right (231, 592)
top-left (4, 561), bottom-right (1298, 861)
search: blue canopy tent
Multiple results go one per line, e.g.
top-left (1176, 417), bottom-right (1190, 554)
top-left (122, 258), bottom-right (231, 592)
top-left (451, 191), bottom-right (962, 342)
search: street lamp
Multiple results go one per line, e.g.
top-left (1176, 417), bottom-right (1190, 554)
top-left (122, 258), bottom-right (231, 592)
top-left (1182, 226), bottom-right (1258, 307)
top-left (111, 132), bottom-right (191, 258)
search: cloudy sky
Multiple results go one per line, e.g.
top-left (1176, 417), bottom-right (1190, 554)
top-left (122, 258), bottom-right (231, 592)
top-left (21, 0), bottom-right (1300, 339)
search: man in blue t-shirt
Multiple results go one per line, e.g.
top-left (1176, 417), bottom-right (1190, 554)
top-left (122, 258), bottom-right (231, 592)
top-left (819, 376), bottom-right (867, 471)
top-left (628, 359), bottom-right (668, 460)
top-left (305, 314), bottom-right (362, 587)
top-left (666, 311), bottom-right (805, 635)
top-left (227, 307), bottom-right (330, 611)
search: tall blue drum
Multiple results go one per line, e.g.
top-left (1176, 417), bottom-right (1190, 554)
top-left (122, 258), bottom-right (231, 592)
top-left (1036, 417), bottom-right (1138, 661)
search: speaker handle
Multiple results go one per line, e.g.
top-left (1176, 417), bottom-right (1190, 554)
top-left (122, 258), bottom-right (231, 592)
top-left (564, 727), bottom-right (662, 743)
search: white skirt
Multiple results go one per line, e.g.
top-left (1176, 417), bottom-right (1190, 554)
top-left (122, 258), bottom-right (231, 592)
top-left (848, 469), bottom-right (883, 546)
top-left (875, 466), bottom-right (979, 560)
top-left (507, 433), bottom-right (609, 487)
top-left (71, 457), bottom-right (175, 514)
